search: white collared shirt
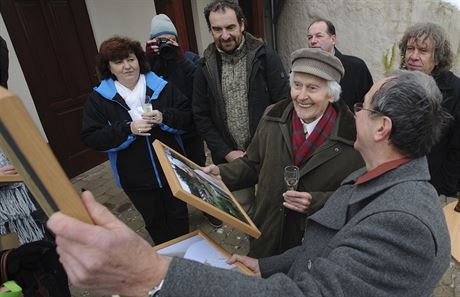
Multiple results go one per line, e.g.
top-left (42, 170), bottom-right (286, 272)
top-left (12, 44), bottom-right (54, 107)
top-left (300, 114), bottom-right (323, 137)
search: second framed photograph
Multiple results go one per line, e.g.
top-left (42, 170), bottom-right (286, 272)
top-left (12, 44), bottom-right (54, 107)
top-left (154, 230), bottom-right (254, 275)
top-left (153, 140), bottom-right (261, 238)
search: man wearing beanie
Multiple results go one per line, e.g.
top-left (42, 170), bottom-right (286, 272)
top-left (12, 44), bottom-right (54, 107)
top-left (48, 49), bottom-right (450, 297)
top-left (146, 14), bottom-right (206, 167)
top-left (207, 47), bottom-right (363, 257)
top-left (193, 0), bottom-right (289, 219)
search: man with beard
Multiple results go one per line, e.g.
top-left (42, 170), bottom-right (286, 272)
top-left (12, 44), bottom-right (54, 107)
top-left (192, 0), bottom-right (290, 219)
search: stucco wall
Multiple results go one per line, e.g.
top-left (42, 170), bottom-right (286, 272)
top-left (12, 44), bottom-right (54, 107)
top-left (85, 0), bottom-right (155, 47)
top-left (276, 0), bottom-right (460, 81)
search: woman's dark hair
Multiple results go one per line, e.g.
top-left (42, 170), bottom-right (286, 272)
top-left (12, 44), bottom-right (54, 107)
top-left (96, 36), bottom-right (150, 80)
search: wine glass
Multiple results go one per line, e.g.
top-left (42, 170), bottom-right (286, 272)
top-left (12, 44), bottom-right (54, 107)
top-left (143, 95), bottom-right (153, 112)
top-left (284, 165), bottom-right (299, 191)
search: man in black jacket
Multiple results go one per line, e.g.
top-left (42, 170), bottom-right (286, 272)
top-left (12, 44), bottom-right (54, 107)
top-left (307, 19), bottom-right (373, 110)
top-left (399, 22), bottom-right (460, 198)
top-left (192, 0), bottom-right (289, 216)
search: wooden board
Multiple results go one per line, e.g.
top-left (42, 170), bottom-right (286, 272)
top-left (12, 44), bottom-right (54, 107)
top-left (443, 200), bottom-right (460, 262)
top-left (154, 229), bottom-right (254, 275)
top-left (153, 140), bottom-right (260, 238)
top-left (0, 174), bottom-right (22, 183)
top-left (0, 87), bottom-right (92, 224)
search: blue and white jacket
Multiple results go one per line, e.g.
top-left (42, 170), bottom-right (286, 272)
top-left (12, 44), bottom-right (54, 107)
top-left (81, 72), bottom-right (192, 191)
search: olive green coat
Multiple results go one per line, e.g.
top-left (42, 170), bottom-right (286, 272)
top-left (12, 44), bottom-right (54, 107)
top-left (219, 98), bottom-right (364, 257)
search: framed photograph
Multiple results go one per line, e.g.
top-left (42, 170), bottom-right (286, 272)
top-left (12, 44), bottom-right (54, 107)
top-left (0, 174), bottom-right (22, 184)
top-left (0, 88), bottom-right (92, 224)
top-left (153, 140), bottom-right (261, 238)
top-left (154, 230), bottom-right (254, 275)
top-left (444, 200), bottom-right (460, 262)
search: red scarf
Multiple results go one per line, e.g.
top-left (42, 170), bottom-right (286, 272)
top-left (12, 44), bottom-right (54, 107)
top-left (292, 103), bottom-right (337, 166)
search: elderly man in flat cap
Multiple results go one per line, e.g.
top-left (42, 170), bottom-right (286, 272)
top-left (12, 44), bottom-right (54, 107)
top-left (207, 47), bottom-right (364, 258)
top-left (48, 51), bottom-right (450, 297)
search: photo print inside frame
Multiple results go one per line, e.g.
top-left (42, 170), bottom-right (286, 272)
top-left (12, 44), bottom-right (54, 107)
top-left (153, 140), bottom-right (261, 238)
top-left (154, 230), bottom-right (254, 275)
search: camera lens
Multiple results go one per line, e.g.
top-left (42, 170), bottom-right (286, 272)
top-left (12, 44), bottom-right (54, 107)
top-left (159, 43), bottom-right (177, 60)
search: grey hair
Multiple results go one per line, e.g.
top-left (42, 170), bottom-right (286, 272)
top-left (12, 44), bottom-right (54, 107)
top-left (399, 22), bottom-right (453, 77)
top-left (289, 71), bottom-right (342, 102)
top-left (369, 69), bottom-right (451, 157)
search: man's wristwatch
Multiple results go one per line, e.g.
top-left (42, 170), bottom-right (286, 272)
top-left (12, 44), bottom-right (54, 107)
top-left (147, 279), bottom-right (164, 297)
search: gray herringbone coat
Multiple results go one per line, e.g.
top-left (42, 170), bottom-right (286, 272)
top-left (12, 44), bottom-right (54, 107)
top-left (161, 157), bottom-right (450, 297)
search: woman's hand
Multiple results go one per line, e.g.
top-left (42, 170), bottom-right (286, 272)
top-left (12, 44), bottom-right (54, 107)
top-left (142, 110), bottom-right (163, 125)
top-left (0, 165), bottom-right (17, 175)
top-left (283, 190), bottom-right (312, 214)
top-left (130, 120), bottom-right (152, 136)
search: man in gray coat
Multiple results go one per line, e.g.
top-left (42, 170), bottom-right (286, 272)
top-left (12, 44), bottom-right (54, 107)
top-left (47, 70), bottom-right (450, 297)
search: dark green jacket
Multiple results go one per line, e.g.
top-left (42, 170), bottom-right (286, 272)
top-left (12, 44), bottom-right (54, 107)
top-left (219, 98), bottom-right (364, 257)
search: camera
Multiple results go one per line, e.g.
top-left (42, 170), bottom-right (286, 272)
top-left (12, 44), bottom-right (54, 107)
top-left (153, 37), bottom-right (177, 60)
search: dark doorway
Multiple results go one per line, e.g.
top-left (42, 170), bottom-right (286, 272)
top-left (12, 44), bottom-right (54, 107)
top-left (1, 0), bottom-right (106, 178)
top-left (239, 0), bottom-right (265, 38)
top-left (153, 0), bottom-right (198, 54)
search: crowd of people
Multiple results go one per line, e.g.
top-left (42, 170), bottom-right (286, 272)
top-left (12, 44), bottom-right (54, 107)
top-left (1, 0), bottom-right (459, 296)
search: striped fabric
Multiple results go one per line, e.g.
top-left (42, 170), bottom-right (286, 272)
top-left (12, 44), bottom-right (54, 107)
top-left (291, 103), bottom-right (337, 166)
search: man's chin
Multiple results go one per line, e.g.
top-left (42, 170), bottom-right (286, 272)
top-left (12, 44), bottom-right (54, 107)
top-left (406, 65), bottom-right (421, 71)
top-left (221, 46), bottom-right (236, 54)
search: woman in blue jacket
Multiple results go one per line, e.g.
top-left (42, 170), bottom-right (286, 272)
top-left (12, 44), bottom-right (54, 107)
top-left (81, 36), bottom-right (192, 244)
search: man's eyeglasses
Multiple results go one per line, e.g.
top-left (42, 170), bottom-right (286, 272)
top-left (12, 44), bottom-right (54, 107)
top-left (353, 102), bottom-right (384, 116)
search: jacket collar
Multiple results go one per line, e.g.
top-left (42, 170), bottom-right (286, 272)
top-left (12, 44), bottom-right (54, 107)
top-left (94, 72), bottom-right (167, 101)
top-left (334, 47), bottom-right (343, 59)
top-left (310, 157), bottom-right (431, 230)
top-left (343, 156), bottom-right (430, 204)
top-left (434, 70), bottom-right (456, 91)
top-left (202, 31), bottom-right (264, 61)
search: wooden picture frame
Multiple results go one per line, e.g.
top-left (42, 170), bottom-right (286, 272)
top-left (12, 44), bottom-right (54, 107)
top-left (153, 140), bottom-right (261, 238)
top-left (0, 174), bottom-right (22, 184)
top-left (444, 200), bottom-right (460, 262)
top-left (154, 230), bottom-right (254, 275)
top-left (0, 88), bottom-right (92, 224)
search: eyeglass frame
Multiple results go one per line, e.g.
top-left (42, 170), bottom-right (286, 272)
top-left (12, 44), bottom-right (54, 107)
top-left (353, 102), bottom-right (385, 116)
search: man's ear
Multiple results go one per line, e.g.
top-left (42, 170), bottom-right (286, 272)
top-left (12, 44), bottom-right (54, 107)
top-left (375, 116), bottom-right (392, 142)
top-left (240, 19), bottom-right (245, 32)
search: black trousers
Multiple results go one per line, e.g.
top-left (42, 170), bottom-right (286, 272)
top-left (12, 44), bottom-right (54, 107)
top-left (124, 186), bottom-right (189, 245)
top-left (183, 135), bottom-right (206, 166)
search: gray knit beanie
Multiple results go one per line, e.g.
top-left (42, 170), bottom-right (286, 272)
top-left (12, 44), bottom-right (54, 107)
top-left (150, 14), bottom-right (177, 39)
top-left (291, 48), bottom-right (344, 82)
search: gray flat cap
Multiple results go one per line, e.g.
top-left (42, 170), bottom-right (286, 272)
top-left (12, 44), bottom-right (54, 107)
top-left (290, 48), bottom-right (344, 82)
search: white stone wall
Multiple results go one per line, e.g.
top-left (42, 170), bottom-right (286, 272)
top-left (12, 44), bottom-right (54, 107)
top-left (276, 0), bottom-right (460, 81)
top-left (85, 0), bottom-right (155, 47)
